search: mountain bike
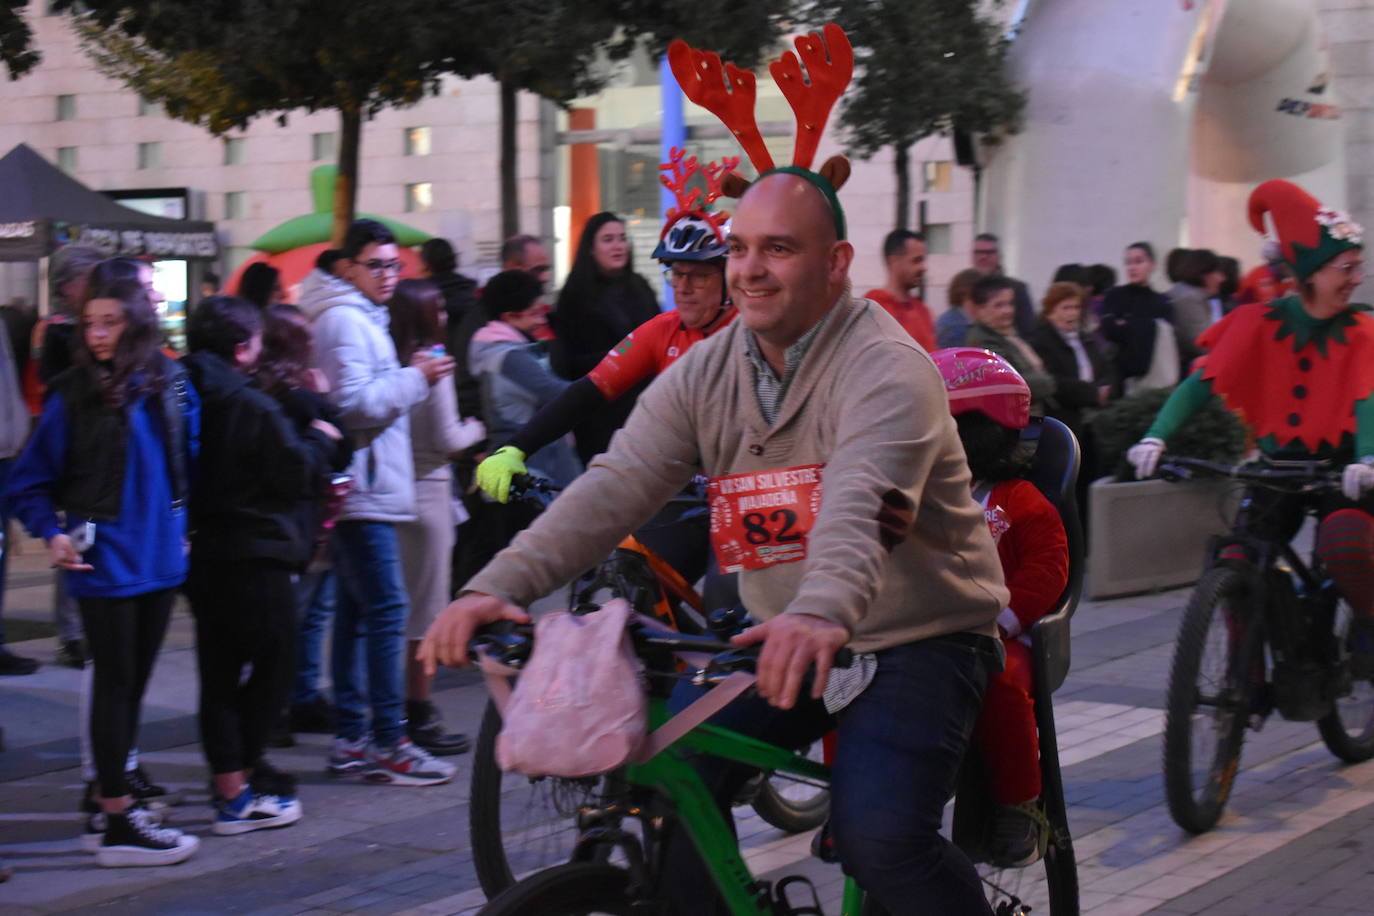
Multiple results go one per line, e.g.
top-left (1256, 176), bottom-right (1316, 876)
top-left (468, 614), bottom-right (1079, 916)
top-left (1159, 457), bottom-right (1374, 834)
top-left (467, 477), bottom-right (829, 898)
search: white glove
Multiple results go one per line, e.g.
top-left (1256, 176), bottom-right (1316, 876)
top-left (1127, 437), bottom-right (1166, 479)
top-left (1342, 459), bottom-right (1374, 501)
top-left (453, 417), bottom-right (486, 451)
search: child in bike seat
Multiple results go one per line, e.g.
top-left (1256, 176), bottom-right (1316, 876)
top-left (935, 347), bottom-right (1069, 867)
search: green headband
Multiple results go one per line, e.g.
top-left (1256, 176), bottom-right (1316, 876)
top-left (759, 166), bottom-right (847, 241)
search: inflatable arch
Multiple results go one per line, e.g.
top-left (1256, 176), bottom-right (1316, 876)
top-left (980, 0), bottom-right (1347, 289)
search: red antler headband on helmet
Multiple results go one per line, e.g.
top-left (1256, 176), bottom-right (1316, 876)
top-left (932, 348), bottom-right (1032, 430)
top-left (652, 147), bottom-right (737, 262)
top-left (1248, 179), bottom-right (1364, 281)
top-left (667, 24), bottom-right (855, 239)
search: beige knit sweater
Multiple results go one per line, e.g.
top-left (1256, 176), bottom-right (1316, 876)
top-left (465, 292), bottom-right (1007, 653)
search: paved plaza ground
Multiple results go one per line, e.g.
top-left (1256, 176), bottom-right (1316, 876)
top-left (3, 534), bottom-right (1374, 915)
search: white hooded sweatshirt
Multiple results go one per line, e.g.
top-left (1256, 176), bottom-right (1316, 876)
top-left (298, 269), bottom-right (428, 522)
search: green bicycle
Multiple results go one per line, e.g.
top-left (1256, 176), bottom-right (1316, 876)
top-left (469, 618), bottom-right (1077, 916)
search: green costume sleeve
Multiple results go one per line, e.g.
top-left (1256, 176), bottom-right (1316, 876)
top-left (1144, 371), bottom-right (1215, 442)
top-left (1358, 394), bottom-right (1374, 460)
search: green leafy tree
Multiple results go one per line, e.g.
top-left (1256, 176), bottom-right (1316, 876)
top-left (58, 0), bottom-right (491, 245)
top-left (1, 1), bottom-right (40, 79)
top-left (810, 0), bottom-right (1026, 229)
top-left (472, 0), bottom-right (787, 237)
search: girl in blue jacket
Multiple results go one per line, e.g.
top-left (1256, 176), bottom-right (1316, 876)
top-left (7, 277), bottom-right (200, 868)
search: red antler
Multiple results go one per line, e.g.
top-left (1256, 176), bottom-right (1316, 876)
top-left (668, 39), bottom-right (775, 173)
top-left (659, 147), bottom-right (704, 227)
top-left (701, 155), bottom-right (741, 207)
top-left (769, 23), bottom-right (854, 169)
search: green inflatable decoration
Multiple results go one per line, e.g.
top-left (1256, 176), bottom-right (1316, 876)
top-left (250, 166), bottom-right (431, 253)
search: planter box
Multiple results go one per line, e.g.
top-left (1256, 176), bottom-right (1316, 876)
top-left (1085, 475), bottom-right (1239, 600)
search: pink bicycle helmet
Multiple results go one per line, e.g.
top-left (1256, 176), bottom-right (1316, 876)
top-left (932, 347), bottom-right (1031, 430)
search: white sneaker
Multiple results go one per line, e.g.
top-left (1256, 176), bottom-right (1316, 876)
top-left (96, 807), bottom-right (198, 868)
top-left (364, 738), bottom-right (457, 786)
top-left (212, 788), bottom-right (302, 835)
top-left (326, 736), bottom-right (370, 776)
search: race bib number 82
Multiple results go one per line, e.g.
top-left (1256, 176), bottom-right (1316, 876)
top-left (708, 464), bottom-right (825, 573)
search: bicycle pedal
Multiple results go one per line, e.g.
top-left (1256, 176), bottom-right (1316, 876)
top-left (774, 875), bottom-right (825, 916)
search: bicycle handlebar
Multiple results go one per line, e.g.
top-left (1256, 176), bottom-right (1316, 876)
top-left (468, 618), bottom-right (854, 676)
top-left (510, 473), bottom-right (710, 506)
top-left (1158, 457), bottom-right (1342, 493)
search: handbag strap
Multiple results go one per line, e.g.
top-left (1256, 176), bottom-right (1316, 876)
top-left (633, 670), bottom-right (756, 763)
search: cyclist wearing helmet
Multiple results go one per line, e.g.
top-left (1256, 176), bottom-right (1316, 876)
top-left (477, 150), bottom-right (736, 506)
top-left (936, 347), bottom-right (1068, 867)
top-left (1128, 180), bottom-right (1374, 665)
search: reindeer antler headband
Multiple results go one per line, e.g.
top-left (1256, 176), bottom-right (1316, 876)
top-left (667, 23), bottom-right (855, 238)
top-left (658, 146), bottom-right (739, 244)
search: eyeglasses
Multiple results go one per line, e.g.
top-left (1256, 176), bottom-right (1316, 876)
top-left (972, 248), bottom-right (999, 257)
top-left (529, 264), bottom-right (551, 276)
top-left (662, 267), bottom-right (717, 290)
top-left (1326, 260), bottom-right (1364, 277)
top-left (358, 259), bottom-right (403, 277)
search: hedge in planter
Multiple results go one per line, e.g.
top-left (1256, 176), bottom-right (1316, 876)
top-left (1085, 386), bottom-right (1248, 598)
top-left (1093, 386), bottom-right (1247, 481)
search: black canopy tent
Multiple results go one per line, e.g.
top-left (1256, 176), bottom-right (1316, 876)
top-left (0, 143), bottom-right (218, 263)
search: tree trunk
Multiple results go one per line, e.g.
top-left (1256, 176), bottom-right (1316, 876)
top-left (331, 105), bottom-right (363, 247)
top-left (893, 144), bottom-right (911, 230)
top-left (499, 76), bottom-right (518, 239)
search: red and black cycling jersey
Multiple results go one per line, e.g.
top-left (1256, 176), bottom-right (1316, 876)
top-left (587, 308), bottom-right (738, 401)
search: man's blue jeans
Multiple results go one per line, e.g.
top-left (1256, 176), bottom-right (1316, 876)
top-left (292, 568), bottom-right (336, 706)
top-left (331, 521), bottom-right (410, 748)
top-left (665, 633), bottom-right (998, 915)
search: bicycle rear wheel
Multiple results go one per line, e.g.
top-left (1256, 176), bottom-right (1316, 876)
top-left (469, 702), bottom-right (628, 898)
top-left (1318, 598), bottom-right (1374, 762)
top-left (477, 862), bottom-right (646, 916)
top-left (1163, 566), bottom-right (1263, 834)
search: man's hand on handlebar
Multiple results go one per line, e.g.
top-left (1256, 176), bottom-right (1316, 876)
top-left (730, 613), bottom-right (849, 710)
top-left (418, 592), bottom-right (531, 675)
top-left (475, 446), bottom-right (528, 503)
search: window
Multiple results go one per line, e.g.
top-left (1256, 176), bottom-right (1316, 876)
top-left (404, 126), bottom-right (432, 157)
top-left (923, 161), bottom-right (952, 193)
top-left (56, 146), bottom-right (78, 173)
top-left (223, 137), bottom-right (247, 166)
top-left (224, 191), bottom-right (248, 220)
top-left (138, 97), bottom-right (162, 117)
top-left (311, 131), bottom-right (337, 162)
top-left (404, 182), bottom-right (433, 213)
top-left (55, 94), bottom-right (76, 121)
top-left (923, 222), bottom-right (953, 255)
top-left (137, 141), bottom-right (162, 170)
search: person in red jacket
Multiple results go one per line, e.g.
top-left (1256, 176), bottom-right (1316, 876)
top-left (864, 228), bottom-right (937, 350)
top-left (935, 347), bottom-right (1069, 868)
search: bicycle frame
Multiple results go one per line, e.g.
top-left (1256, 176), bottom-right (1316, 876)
top-left (597, 697), bottom-right (860, 916)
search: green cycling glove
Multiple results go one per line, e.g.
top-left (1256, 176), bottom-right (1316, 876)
top-left (476, 446), bottom-right (528, 504)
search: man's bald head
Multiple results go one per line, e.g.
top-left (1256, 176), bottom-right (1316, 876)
top-left (726, 172), bottom-right (854, 357)
top-left (738, 173), bottom-right (839, 247)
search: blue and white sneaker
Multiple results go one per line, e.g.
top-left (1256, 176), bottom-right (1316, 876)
top-left (212, 787), bottom-right (302, 836)
top-left (326, 736), bottom-right (370, 776)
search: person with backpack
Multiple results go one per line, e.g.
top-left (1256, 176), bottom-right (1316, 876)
top-left (6, 278), bottom-right (200, 867)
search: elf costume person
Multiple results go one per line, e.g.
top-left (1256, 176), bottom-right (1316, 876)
top-left (1128, 179), bottom-right (1374, 653)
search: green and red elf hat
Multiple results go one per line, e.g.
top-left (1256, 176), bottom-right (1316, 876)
top-left (667, 24), bottom-right (855, 239)
top-left (1248, 179), bottom-right (1364, 281)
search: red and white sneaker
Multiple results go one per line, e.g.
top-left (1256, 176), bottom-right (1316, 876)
top-left (326, 736), bottom-right (369, 776)
top-left (364, 738), bottom-right (456, 786)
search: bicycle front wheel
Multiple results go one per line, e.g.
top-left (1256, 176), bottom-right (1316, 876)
top-left (1318, 597), bottom-right (1374, 762)
top-left (478, 862), bottom-right (644, 916)
top-left (1163, 567), bottom-right (1263, 834)
top-left (750, 740), bottom-right (831, 833)
top-left (469, 702), bottom-right (626, 898)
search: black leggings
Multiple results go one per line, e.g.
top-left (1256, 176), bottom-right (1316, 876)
top-left (79, 589), bottom-right (176, 799)
top-left (188, 559), bottom-right (296, 776)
